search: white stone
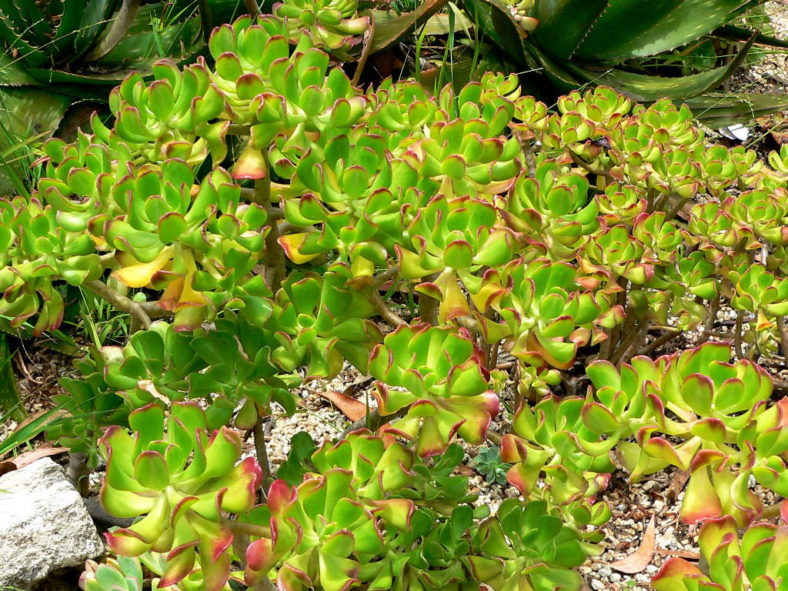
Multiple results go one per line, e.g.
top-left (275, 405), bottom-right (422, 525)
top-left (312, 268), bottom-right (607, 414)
top-left (0, 458), bottom-right (104, 588)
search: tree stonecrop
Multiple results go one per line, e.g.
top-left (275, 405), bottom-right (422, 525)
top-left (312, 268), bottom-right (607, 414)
top-left (3, 2), bottom-right (788, 590)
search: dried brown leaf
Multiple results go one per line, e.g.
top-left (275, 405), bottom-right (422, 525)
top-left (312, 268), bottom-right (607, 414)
top-left (11, 446), bottom-right (67, 469)
top-left (318, 390), bottom-right (368, 422)
top-left (610, 514), bottom-right (656, 574)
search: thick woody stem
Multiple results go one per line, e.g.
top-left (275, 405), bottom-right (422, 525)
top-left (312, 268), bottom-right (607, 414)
top-left (368, 287), bottom-right (406, 328)
top-left (252, 412), bottom-right (273, 498)
top-left (734, 310), bottom-right (745, 360)
top-left (256, 176), bottom-right (286, 293)
top-left (83, 280), bottom-right (171, 331)
top-left (638, 328), bottom-right (681, 356)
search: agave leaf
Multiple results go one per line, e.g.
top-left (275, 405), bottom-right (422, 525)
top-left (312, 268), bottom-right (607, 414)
top-left (523, 42), bottom-right (587, 92)
top-left (93, 3), bottom-right (203, 70)
top-left (530, 0), bottom-right (608, 60)
top-left (84, 0), bottom-right (140, 61)
top-left (716, 23), bottom-right (788, 48)
top-left (461, 0), bottom-right (528, 66)
top-left (0, 53), bottom-right (39, 86)
top-left (369, 0), bottom-right (452, 54)
top-left (73, 0), bottom-right (119, 59)
top-left (684, 92), bottom-right (788, 128)
top-left (534, 0), bottom-right (761, 61)
top-left (566, 32), bottom-right (756, 101)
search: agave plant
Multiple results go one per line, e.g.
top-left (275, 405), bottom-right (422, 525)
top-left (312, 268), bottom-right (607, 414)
top-left (463, 0), bottom-right (788, 124)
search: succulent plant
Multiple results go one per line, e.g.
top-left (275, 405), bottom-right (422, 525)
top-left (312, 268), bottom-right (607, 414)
top-left (586, 343), bottom-right (785, 525)
top-left (99, 402), bottom-right (261, 590)
top-left (369, 324), bottom-right (499, 456)
top-left (502, 395), bottom-right (615, 505)
top-left (490, 259), bottom-right (621, 369)
top-left (504, 162), bottom-right (598, 259)
top-left (396, 195), bottom-right (521, 323)
top-left (468, 499), bottom-right (588, 591)
top-left (273, 0), bottom-right (369, 59)
top-left (80, 556), bottom-right (151, 591)
top-left (243, 432), bottom-right (460, 591)
top-left (270, 263), bottom-right (382, 377)
top-left (9, 19), bottom-right (788, 591)
top-left (474, 445), bottom-right (509, 485)
top-left (652, 514), bottom-right (788, 591)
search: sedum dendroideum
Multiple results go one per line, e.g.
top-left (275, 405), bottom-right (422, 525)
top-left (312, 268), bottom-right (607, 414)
top-left (1, 2), bottom-right (787, 589)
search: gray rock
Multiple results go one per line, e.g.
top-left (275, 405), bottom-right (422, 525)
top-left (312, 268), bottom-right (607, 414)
top-left (0, 458), bottom-right (104, 589)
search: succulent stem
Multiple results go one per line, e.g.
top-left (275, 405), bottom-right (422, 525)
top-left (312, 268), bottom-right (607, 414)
top-left (82, 279), bottom-right (171, 331)
top-left (734, 310), bottom-right (745, 360)
top-left (368, 286), bottom-right (406, 328)
top-left (253, 412), bottom-right (273, 497)
top-left (256, 176), bottom-right (286, 293)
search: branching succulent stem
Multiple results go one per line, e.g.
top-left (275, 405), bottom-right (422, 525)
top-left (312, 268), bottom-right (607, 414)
top-left (83, 280), bottom-right (171, 331)
top-left (418, 274), bottom-right (440, 324)
top-left (341, 406), bottom-right (408, 437)
top-left (374, 266), bottom-right (400, 287)
top-left (612, 321), bottom-right (648, 367)
top-left (226, 519), bottom-right (272, 539)
top-left (734, 310), bottom-right (745, 360)
top-left (368, 287), bottom-right (406, 327)
top-left (700, 294), bottom-right (720, 343)
top-left (777, 316), bottom-right (788, 361)
top-left (488, 340), bottom-right (500, 370)
top-left (568, 149), bottom-right (609, 179)
top-left (638, 328), bottom-right (681, 356)
top-left (257, 176), bottom-right (286, 293)
top-left (454, 315), bottom-right (483, 337)
top-left (665, 194), bottom-right (689, 220)
top-left (252, 413), bottom-right (273, 498)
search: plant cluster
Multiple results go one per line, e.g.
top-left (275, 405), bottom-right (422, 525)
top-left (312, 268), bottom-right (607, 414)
top-left (0, 1), bottom-right (787, 590)
top-left (463, 0), bottom-right (788, 125)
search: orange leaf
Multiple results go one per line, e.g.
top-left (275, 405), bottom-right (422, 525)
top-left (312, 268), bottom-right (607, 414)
top-left (318, 390), bottom-right (368, 422)
top-left (611, 514), bottom-right (656, 574)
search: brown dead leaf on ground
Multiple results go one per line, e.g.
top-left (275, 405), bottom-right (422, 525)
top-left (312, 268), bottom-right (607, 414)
top-left (10, 446), bottom-right (67, 469)
top-left (318, 390), bottom-right (368, 422)
top-left (666, 470), bottom-right (690, 504)
top-left (0, 461), bottom-right (15, 478)
top-left (655, 548), bottom-right (700, 560)
top-left (610, 514), bottom-right (656, 574)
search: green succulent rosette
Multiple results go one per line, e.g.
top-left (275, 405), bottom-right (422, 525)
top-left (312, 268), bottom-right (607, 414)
top-left (501, 396), bottom-right (615, 505)
top-left (486, 259), bottom-right (621, 369)
top-left (99, 402), bottom-right (261, 590)
top-left (504, 161), bottom-right (598, 260)
top-left (273, 0), bottom-right (369, 59)
top-left (396, 195), bottom-right (521, 324)
top-left (468, 499), bottom-right (588, 591)
top-left (270, 263), bottom-right (381, 377)
top-left (369, 324), bottom-right (499, 456)
top-left (244, 431), bottom-right (417, 591)
top-left (102, 59), bottom-right (228, 167)
top-left (653, 513), bottom-right (788, 591)
top-left (586, 343), bottom-right (785, 525)
top-left (0, 194), bottom-right (97, 334)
